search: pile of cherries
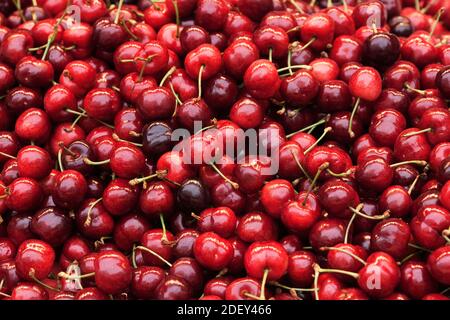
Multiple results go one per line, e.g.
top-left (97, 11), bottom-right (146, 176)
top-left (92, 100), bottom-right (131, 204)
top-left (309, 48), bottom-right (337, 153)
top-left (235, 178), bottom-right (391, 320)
top-left (0, 0), bottom-right (449, 301)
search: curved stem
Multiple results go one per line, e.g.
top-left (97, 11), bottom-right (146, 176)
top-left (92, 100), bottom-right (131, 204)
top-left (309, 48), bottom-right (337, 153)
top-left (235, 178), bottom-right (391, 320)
top-left (114, 0), bottom-right (125, 24)
top-left (304, 127), bottom-right (331, 155)
top-left (57, 149), bottom-right (64, 171)
top-left (314, 265), bottom-right (359, 279)
top-left (344, 213), bottom-right (357, 244)
top-left (290, 150), bottom-right (312, 182)
top-left (287, 49), bottom-right (293, 76)
top-left (197, 65), bottom-right (205, 99)
top-left (300, 36), bottom-right (316, 51)
top-left (112, 133), bottom-right (143, 147)
top-left (84, 158), bottom-right (110, 166)
top-left (29, 269), bottom-right (60, 292)
top-left (320, 246), bottom-right (367, 265)
top-left (286, 116), bottom-right (329, 137)
top-left (135, 246), bottom-right (172, 267)
top-left (84, 198), bottom-right (103, 227)
top-left (408, 243), bottom-right (432, 253)
top-left (428, 8), bottom-right (444, 40)
top-left (408, 173), bottom-right (421, 195)
top-left (259, 268), bottom-right (269, 300)
top-left (348, 206), bottom-right (390, 220)
top-left (348, 97), bottom-right (360, 138)
top-left (402, 128), bottom-right (432, 137)
top-left (277, 65), bottom-right (312, 73)
top-left (209, 162), bottom-right (239, 189)
top-left (172, 0), bottom-right (180, 38)
top-left (58, 271), bottom-right (95, 280)
top-left (131, 244), bottom-right (138, 269)
top-left (302, 162), bottom-right (329, 206)
top-left (128, 171), bottom-right (165, 186)
top-left (390, 160), bottom-right (427, 168)
top-left (159, 66), bottom-right (176, 87)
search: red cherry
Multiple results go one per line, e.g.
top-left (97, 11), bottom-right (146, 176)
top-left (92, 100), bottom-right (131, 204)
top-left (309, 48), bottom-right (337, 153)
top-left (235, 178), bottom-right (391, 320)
top-left (16, 239), bottom-right (55, 281)
top-left (193, 231), bottom-right (233, 271)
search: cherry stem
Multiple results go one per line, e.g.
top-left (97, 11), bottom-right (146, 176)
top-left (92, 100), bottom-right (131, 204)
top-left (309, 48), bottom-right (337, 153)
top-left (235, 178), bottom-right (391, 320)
top-left (286, 116), bottom-right (329, 137)
top-left (159, 66), bottom-right (176, 87)
top-left (320, 247), bottom-right (367, 265)
top-left (414, 0), bottom-right (420, 11)
top-left (277, 65), bottom-right (312, 73)
top-left (58, 271), bottom-right (95, 280)
top-left (57, 149), bottom-right (64, 171)
top-left (160, 213), bottom-right (171, 245)
top-left (129, 171), bottom-right (166, 186)
top-left (402, 128), bottom-right (432, 137)
top-left (12, 0), bottom-right (26, 22)
top-left (84, 198), bottom-right (103, 227)
top-left (114, 0), bottom-right (125, 24)
top-left (400, 251), bottom-right (420, 265)
top-left (408, 243), bottom-right (432, 253)
top-left (304, 127), bottom-right (332, 154)
top-left (290, 150), bottom-right (312, 182)
top-left (270, 281), bottom-right (317, 292)
top-left (84, 158), bottom-right (110, 166)
top-left (209, 162), bottom-right (239, 189)
top-left (349, 205), bottom-right (390, 220)
top-left (42, 10), bottom-right (68, 61)
top-left (408, 173), bottom-right (421, 195)
top-left (300, 36), bottom-right (316, 51)
top-left (172, 0), bottom-right (180, 38)
top-left (314, 264), bottom-right (359, 279)
top-left (421, 0), bottom-right (438, 13)
top-left (429, 8), bottom-right (445, 40)
top-left (302, 162), bottom-right (329, 206)
top-left (287, 50), bottom-right (293, 75)
top-left (169, 82), bottom-right (182, 106)
top-left (216, 268), bottom-right (228, 278)
top-left (131, 244), bottom-right (138, 268)
top-left (342, 0), bottom-right (348, 12)
top-left (288, 0), bottom-right (304, 13)
top-left (243, 292), bottom-right (264, 300)
top-left (191, 212), bottom-right (201, 220)
top-left (0, 151), bottom-right (16, 160)
top-left (326, 168), bottom-right (352, 178)
top-left (197, 65), bottom-right (205, 99)
top-left (135, 246), bottom-right (172, 267)
top-left (348, 97), bottom-right (360, 138)
top-left (121, 20), bottom-right (138, 41)
top-left (29, 269), bottom-right (60, 292)
top-left (112, 133), bottom-right (143, 147)
top-left (442, 229), bottom-right (450, 244)
top-left (268, 48), bottom-right (273, 62)
top-left (390, 160), bottom-right (427, 168)
top-left (327, 0), bottom-right (333, 7)
top-left (259, 268), bottom-right (269, 300)
top-left (313, 265), bottom-right (320, 300)
top-left (344, 212), bottom-right (357, 244)
top-left (404, 83), bottom-right (426, 95)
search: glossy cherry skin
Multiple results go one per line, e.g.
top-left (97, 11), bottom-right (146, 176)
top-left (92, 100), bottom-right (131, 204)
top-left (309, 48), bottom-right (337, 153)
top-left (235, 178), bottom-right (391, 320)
top-left (362, 32), bottom-right (400, 67)
top-left (352, 0), bottom-right (386, 28)
top-left (371, 218), bottom-right (410, 259)
top-left (59, 60), bottom-right (96, 98)
top-left (176, 98), bottom-right (212, 131)
top-left (225, 277), bottom-right (263, 300)
top-left (15, 239), bottom-right (55, 281)
top-left (300, 13), bottom-right (335, 51)
top-left (441, 181), bottom-right (450, 211)
top-left (16, 146), bottom-right (52, 180)
top-left (280, 70), bottom-right (319, 106)
top-left (427, 246), bottom-right (450, 285)
top-left (400, 260), bottom-right (438, 300)
top-left (378, 185), bottom-right (412, 218)
top-left (0, 30), bottom-right (34, 65)
top-left (318, 180), bottom-right (360, 219)
top-left (102, 179), bottom-right (139, 217)
top-left (6, 178), bottom-right (43, 213)
top-left (356, 158), bottom-right (393, 193)
top-left (193, 232), bottom-right (233, 271)
top-left (15, 56), bottom-right (54, 89)
top-left (10, 283), bottom-right (48, 300)
top-left (244, 241), bottom-right (288, 282)
top-left (394, 128), bottom-right (431, 162)
top-left (203, 74), bottom-right (238, 113)
top-left (411, 205), bottom-right (450, 250)
top-left (287, 250), bottom-right (316, 287)
top-left (229, 97), bottom-right (264, 129)
top-left (52, 170), bottom-right (87, 210)
top-left (94, 250), bottom-right (132, 295)
top-left (139, 181), bottom-right (174, 219)
top-left (349, 67), bottom-right (382, 101)
top-left (237, 0), bottom-right (273, 22)
top-left (131, 266), bottom-right (165, 300)
top-left (369, 108), bottom-right (406, 148)
top-left (177, 179), bottom-right (210, 213)
top-left (309, 219), bottom-right (347, 251)
top-left (30, 207), bottom-right (72, 247)
top-left (260, 179), bottom-right (295, 219)
top-left (436, 66), bottom-right (450, 99)
top-left (195, 207), bottom-right (237, 238)
top-left (316, 273), bottom-right (343, 300)
top-left (140, 229), bottom-right (175, 267)
top-left (237, 211), bottom-right (278, 243)
top-left (418, 108), bottom-right (450, 146)
top-left (14, 108), bottom-right (51, 144)
top-left (156, 275), bottom-right (193, 300)
top-left (184, 44), bottom-right (222, 81)
top-left (357, 252), bottom-right (400, 298)
top-left (114, 214), bottom-right (150, 252)
top-left (110, 143), bottom-right (146, 179)
top-left (243, 59), bottom-right (280, 99)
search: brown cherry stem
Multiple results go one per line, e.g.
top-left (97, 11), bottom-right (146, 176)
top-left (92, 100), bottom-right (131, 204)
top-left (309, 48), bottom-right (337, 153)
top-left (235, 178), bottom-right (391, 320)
top-left (429, 8), bottom-right (445, 40)
top-left (314, 264), bottom-right (359, 279)
top-left (390, 160), bottom-right (427, 168)
top-left (84, 158), bottom-right (110, 166)
top-left (304, 127), bottom-right (332, 154)
top-left (58, 271), bottom-right (95, 280)
top-left (129, 170), bottom-right (167, 186)
top-left (84, 198), bottom-right (103, 227)
top-left (0, 151), bottom-right (16, 160)
top-left (348, 205), bottom-right (390, 220)
top-left (135, 245), bottom-right (172, 267)
top-left (288, 0), bottom-right (304, 13)
top-left (286, 116), bottom-right (329, 137)
top-left (348, 97), bottom-right (360, 138)
top-left (131, 244), bottom-right (138, 268)
top-left (408, 243), bottom-right (432, 253)
top-left (402, 128), bottom-right (432, 137)
top-left (290, 150), bottom-right (312, 182)
top-left (112, 133), bottom-right (143, 147)
top-left (209, 162), bottom-right (239, 189)
top-left (197, 64), bottom-right (205, 99)
top-left (320, 247), bottom-right (367, 265)
top-left (344, 212), bottom-right (357, 244)
top-left (277, 65), bottom-right (312, 73)
top-left (29, 269), bottom-right (60, 292)
top-left (159, 66), bottom-right (177, 86)
top-left (302, 162), bottom-right (329, 206)
top-left (270, 281), bottom-right (317, 292)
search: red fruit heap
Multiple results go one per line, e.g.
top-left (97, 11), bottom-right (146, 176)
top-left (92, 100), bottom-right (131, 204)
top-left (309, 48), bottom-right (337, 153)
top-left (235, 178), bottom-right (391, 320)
top-left (0, 0), bottom-right (448, 301)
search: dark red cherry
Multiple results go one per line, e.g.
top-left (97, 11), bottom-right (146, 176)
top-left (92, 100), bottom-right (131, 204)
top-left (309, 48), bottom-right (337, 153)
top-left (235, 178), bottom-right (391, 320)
top-left (300, 13), bottom-right (335, 51)
top-left (31, 207), bottom-right (72, 247)
top-left (52, 170), bottom-right (87, 210)
top-left (16, 239), bottom-right (55, 281)
top-left (378, 185), bottom-right (412, 218)
top-left (371, 218), bottom-right (410, 259)
top-left (427, 246), bottom-right (450, 285)
top-left (131, 266), bottom-right (165, 300)
top-left (237, 211), bottom-right (278, 243)
top-left (193, 232), bottom-right (233, 271)
top-left (6, 178), bottom-right (43, 213)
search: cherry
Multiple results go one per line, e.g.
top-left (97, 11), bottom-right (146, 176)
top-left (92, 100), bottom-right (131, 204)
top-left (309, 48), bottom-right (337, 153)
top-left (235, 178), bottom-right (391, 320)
top-left (394, 128), bottom-right (431, 162)
top-left (378, 185), bottom-right (412, 218)
top-left (184, 44), bottom-right (222, 81)
top-left (243, 59), bottom-right (280, 99)
top-left (131, 266), bottom-right (165, 300)
top-left (156, 274), bottom-right (193, 300)
top-left (237, 0), bottom-right (273, 22)
top-left (280, 69), bottom-right (319, 106)
top-left (260, 179), bottom-right (295, 219)
top-left (315, 273), bottom-right (343, 300)
top-left (193, 231), bottom-right (233, 271)
top-left (352, 0), bottom-right (386, 28)
top-left (287, 250), bottom-right (316, 288)
top-left (52, 170), bottom-right (87, 210)
top-left (411, 205), bottom-right (450, 250)
top-left (16, 145), bottom-right (52, 180)
top-left (16, 239), bottom-right (55, 281)
top-left (140, 228), bottom-right (175, 267)
top-left (300, 13), bottom-right (335, 51)
top-left (318, 180), bottom-right (360, 219)
top-left (59, 60), bottom-right (96, 98)
top-left (173, 229), bottom-right (199, 258)
top-left (0, 238), bottom-right (16, 263)
top-left (176, 98), bottom-right (212, 131)
top-left (417, 108), bottom-right (450, 145)
top-left (204, 276), bottom-right (231, 299)
top-left (309, 218), bottom-right (347, 251)
top-left (5, 86), bottom-right (42, 116)
top-left (427, 246), bottom-right (450, 285)
top-left (6, 177), bottom-right (43, 212)
top-left (138, 180), bottom-right (174, 219)
top-left (401, 36), bottom-right (438, 69)
top-left (74, 287), bottom-right (108, 300)
top-left (436, 66), bottom-right (450, 99)
top-left (15, 108), bottom-right (51, 144)
top-left (142, 122), bottom-right (174, 158)
top-left (400, 260), bottom-right (439, 300)
top-left (237, 211), bottom-right (278, 242)
top-left (31, 207), bottom-right (72, 247)
top-left (10, 283), bottom-right (48, 300)
top-left (0, 29), bottom-right (34, 65)
top-left (102, 179), bottom-right (139, 217)
top-left (362, 32), bottom-right (400, 67)
top-left (371, 218), bottom-right (410, 259)
top-left (169, 257), bottom-right (204, 293)
top-left (309, 58), bottom-right (340, 83)
top-left (94, 250), bottom-right (132, 295)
